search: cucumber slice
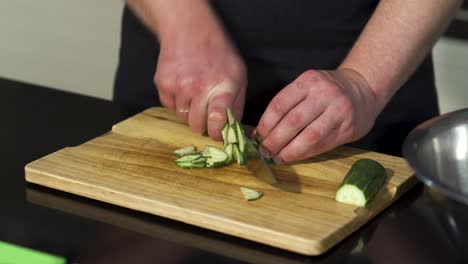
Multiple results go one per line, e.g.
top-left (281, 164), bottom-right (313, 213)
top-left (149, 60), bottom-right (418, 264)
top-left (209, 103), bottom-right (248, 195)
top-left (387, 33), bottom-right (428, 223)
top-left (176, 160), bottom-right (206, 169)
top-left (224, 143), bottom-right (233, 164)
top-left (335, 159), bottom-right (387, 207)
top-left (202, 147), bottom-right (211, 158)
top-left (226, 107), bottom-right (236, 125)
top-left (226, 125), bottom-right (238, 144)
top-left (221, 123), bottom-right (229, 146)
top-left (173, 145), bottom-right (197, 156)
top-left (232, 144), bottom-right (246, 165)
top-left (204, 146), bottom-right (229, 168)
top-left (235, 121), bottom-right (247, 154)
top-left (240, 187), bottom-right (263, 201)
top-left (193, 157), bottom-right (207, 163)
top-left (175, 154), bottom-right (202, 163)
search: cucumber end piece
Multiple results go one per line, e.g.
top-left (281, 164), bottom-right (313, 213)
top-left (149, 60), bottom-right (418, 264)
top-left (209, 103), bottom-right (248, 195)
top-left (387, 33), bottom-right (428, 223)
top-left (240, 187), bottom-right (263, 201)
top-left (335, 184), bottom-right (367, 207)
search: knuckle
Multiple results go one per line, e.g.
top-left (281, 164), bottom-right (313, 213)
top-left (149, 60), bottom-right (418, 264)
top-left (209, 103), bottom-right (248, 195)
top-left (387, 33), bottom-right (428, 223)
top-left (177, 76), bottom-right (194, 88)
top-left (154, 74), bottom-right (173, 90)
top-left (301, 69), bottom-right (323, 83)
top-left (303, 128), bottom-right (322, 146)
top-left (321, 83), bottom-right (341, 98)
top-left (270, 97), bottom-right (284, 114)
top-left (285, 111), bottom-right (304, 127)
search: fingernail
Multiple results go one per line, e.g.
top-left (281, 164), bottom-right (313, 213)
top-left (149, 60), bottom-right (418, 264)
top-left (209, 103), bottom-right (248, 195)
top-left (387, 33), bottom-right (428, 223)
top-left (209, 111), bottom-right (224, 122)
top-left (258, 145), bottom-right (271, 158)
top-left (272, 156), bottom-right (284, 165)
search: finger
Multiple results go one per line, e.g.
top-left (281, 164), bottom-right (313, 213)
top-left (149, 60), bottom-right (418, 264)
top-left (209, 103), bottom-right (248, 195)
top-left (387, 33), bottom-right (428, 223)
top-left (157, 90), bottom-right (176, 111)
top-left (207, 84), bottom-right (236, 140)
top-left (258, 98), bottom-right (326, 158)
top-left (188, 95), bottom-right (208, 135)
top-left (255, 81), bottom-right (308, 142)
top-left (175, 76), bottom-right (199, 122)
top-left (273, 108), bottom-right (342, 164)
top-left (175, 93), bottom-right (191, 122)
top-left (154, 70), bottom-right (177, 111)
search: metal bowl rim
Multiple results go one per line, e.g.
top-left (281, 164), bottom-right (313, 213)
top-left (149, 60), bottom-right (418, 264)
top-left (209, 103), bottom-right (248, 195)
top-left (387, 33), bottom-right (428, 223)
top-left (403, 108), bottom-right (468, 206)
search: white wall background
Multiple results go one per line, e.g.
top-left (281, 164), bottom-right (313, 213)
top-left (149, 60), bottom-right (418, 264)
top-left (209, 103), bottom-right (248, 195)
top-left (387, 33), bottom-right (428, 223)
top-left (0, 1), bottom-right (467, 114)
top-left (433, 38), bottom-right (468, 113)
top-left (0, 0), bottom-right (124, 99)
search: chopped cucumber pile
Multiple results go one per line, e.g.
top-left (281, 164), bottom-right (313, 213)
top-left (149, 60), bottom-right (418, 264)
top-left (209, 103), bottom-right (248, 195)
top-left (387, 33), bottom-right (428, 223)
top-left (173, 107), bottom-right (265, 201)
top-left (173, 107), bottom-right (250, 169)
top-left (335, 158), bottom-right (388, 207)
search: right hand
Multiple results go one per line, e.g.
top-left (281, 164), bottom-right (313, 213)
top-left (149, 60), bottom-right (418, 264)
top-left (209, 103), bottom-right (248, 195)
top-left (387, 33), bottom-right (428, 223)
top-left (154, 24), bottom-right (246, 140)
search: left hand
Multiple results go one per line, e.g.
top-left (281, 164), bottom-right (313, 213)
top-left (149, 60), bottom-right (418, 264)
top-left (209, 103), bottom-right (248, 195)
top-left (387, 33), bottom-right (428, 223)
top-left (253, 68), bottom-right (379, 164)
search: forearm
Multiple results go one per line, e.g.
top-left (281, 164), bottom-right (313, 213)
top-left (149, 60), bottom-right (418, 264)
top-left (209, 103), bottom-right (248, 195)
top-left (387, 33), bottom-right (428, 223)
top-left (126, 0), bottom-right (226, 45)
top-left (340, 0), bottom-right (462, 112)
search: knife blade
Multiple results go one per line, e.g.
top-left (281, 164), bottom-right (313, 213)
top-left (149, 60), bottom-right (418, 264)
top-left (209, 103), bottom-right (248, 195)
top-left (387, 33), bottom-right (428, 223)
top-left (246, 141), bottom-right (277, 184)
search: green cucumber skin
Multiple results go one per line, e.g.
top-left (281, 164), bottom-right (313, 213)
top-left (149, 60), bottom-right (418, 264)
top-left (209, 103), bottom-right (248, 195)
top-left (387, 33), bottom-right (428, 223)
top-left (340, 159), bottom-right (387, 204)
top-left (176, 161), bottom-right (206, 169)
top-left (227, 107), bottom-right (236, 125)
top-left (235, 121), bottom-right (247, 154)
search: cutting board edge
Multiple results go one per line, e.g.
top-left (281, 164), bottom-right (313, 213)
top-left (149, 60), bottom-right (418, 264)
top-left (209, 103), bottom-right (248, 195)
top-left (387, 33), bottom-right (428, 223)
top-left (24, 166), bottom-right (331, 256)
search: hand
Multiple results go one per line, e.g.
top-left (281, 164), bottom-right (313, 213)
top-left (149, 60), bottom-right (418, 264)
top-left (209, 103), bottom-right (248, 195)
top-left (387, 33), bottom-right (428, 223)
top-left (154, 25), bottom-right (246, 140)
top-left (254, 69), bottom-right (379, 164)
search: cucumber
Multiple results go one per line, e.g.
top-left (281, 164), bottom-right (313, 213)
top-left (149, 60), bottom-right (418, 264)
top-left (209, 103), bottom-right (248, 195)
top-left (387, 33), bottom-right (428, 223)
top-left (335, 159), bottom-right (388, 207)
top-left (176, 161), bottom-right (206, 169)
top-left (176, 155), bottom-right (206, 169)
top-left (226, 107), bottom-right (236, 125)
top-left (235, 121), bottom-right (247, 154)
top-left (226, 125), bottom-right (238, 144)
top-left (221, 124), bottom-right (229, 146)
top-left (204, 146), bottom-right (229, 168)
top-left (202, 147), bottom-right (211, 158)
top-left (232, 144), bottom-right (246, 165)
top-left (174, 107), bottom-right (252, 169)
top-left (240, 187), bottom-right (263, 201)
top-left (173, 145), bottom-right (197, 156)
top-left (224, 143), bottom-right (233, 163)
top-left (175, 154), bottom-right (206, 169)
top-left (175, 154), bottom-right (202, 163)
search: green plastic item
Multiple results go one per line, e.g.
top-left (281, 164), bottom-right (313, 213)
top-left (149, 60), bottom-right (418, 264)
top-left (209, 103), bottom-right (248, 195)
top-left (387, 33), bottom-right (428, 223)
top-left (0, 241), bottom-right (66, 264)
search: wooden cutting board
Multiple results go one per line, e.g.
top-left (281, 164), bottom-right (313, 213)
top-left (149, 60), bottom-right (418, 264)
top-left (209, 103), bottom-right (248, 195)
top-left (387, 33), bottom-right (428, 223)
top-left (25, 107), bottom-right (417, 255)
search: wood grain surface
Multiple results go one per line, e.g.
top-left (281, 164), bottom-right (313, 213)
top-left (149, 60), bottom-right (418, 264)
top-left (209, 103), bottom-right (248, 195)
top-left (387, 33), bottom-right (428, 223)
top-left (25, 107), bottom-right (417, 255)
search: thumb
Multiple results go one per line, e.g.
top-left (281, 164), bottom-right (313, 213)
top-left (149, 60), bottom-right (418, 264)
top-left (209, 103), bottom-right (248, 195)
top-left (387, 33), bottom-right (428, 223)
top-left (206, 81), bottom-right (238, 140)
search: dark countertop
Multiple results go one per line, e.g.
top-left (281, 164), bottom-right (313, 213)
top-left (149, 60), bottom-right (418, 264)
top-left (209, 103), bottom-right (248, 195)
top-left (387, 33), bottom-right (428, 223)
top-left (1, 77), bottom-right (467, 264)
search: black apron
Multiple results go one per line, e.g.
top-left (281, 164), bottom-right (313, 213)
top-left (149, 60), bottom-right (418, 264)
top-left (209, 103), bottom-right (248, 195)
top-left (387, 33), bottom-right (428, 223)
top-left (114, 1), bottom-right (439, 156)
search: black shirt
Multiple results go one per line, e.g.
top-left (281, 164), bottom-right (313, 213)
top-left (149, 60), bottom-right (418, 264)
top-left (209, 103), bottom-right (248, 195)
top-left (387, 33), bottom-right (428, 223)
top-left (114, 1), bottom-right (439, 156)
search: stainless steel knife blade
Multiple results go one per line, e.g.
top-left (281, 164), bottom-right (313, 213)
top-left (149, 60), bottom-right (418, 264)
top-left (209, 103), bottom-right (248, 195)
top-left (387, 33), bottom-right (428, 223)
top-left (246, 141), bottom-right (277, 184)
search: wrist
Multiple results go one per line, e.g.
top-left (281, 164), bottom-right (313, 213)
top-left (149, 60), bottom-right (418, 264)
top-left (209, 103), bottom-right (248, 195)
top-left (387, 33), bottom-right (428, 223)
top-left (334, 67), bottom-right (382, 121)
top-left (337, 66), bottom-right (389, 113)
top-left (153, 0), bottom-right (226, 47)
top-left (127, 0), bottom-right (228, 47)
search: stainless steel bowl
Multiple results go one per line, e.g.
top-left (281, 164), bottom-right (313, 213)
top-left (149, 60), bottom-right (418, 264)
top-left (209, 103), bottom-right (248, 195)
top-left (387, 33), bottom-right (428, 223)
top-left (403, 109), bottom-right (468, 255)
top-left (403, 108), bottom-right (468, 205)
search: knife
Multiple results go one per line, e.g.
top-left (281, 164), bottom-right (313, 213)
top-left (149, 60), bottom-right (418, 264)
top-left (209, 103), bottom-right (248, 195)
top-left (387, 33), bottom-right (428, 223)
top-left (246, 140), bottom-right (278, 184)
